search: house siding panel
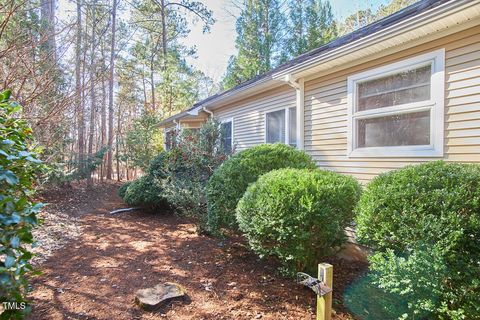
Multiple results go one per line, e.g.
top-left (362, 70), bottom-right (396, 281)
top-left (304, 26), bottom-right (480, 183)
top-left (214, 86), bottom-right (296, 151)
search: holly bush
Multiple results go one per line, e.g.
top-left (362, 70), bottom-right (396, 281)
top-left (236, 168), bottom-right (361, 274)
top-left (0, 90), bottom-right (44, 318)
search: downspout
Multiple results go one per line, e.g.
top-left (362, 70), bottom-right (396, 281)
top-left (202, 106), bottom-right (214, 117)
top-left (173, 119), bottom-right (181, 130)
top-left (283, 75), bottom-right (305, 151)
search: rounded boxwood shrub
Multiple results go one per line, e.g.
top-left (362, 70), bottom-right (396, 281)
top-left (236, 168), bottom-right (361, 273)
top-left (123, 175), bottom-right (168, 211)
top-left (206, 144), bottom-right (317, 233)
top-left (118, 181), bottom-right (132, 199)
top-left (355, 161), bottom-right (480, 319)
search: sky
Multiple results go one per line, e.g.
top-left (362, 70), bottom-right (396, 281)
top-left (183, 0), bottom-right (391, 82)
top-left (57, 0), bottom-right (393, 82)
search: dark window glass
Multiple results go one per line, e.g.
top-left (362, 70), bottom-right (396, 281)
top-left (221, 121), bottom-right (232, 153)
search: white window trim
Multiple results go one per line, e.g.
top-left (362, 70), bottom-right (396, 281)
top-left (221, 117), bottom-right (234, 150)
top-left (347, 49), bottom-right (445, 158)
top-left (264, 106), bottom-right (296, 145)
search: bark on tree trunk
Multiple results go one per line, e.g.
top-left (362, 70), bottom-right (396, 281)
top-left (161, 0), bottom-right (167, 70)
top-left (106, 0), bottom-right (117, 180)
top-left (40, 0), bottom-right (57, 62)
top-left (116, 104), bottom-right (121, 182)
top-left (150, 59), bottom-right (155, 111)
top-left (100, 40), bottom-right (107, 181)
top-left (87, 0), bottom-right (97, 186)
top-left (76, 0), bottom-right (85, 174)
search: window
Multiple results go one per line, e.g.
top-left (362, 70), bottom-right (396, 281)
top-left (265, 107), bottom-right (297, 147)
top-left (347, 49), bottom-right (445, 157)
top-left (221, 119), bottom-right (233, 153)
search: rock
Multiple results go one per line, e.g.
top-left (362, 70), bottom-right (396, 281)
top-left (135, 283), bottom-right (186, 311)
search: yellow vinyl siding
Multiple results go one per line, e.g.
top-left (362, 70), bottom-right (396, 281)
top-left (304, 25), bottom-right (480, 182)
top-left (214, 85), bottom-right (296, 151)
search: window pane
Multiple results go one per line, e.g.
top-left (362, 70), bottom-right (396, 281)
top-left (357, 65), bottom-right (431, 111)
top-left (289, 107), bottom-right (297, 147)
top-left (266, 109), bottom-right (285, 143)
top-left (357, 111), bottom-right (430, 148)
top-left (221, 121), bottom-right (232, 153)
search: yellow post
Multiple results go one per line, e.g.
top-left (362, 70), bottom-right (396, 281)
top-left (317, 263), bottom-right (333, 320)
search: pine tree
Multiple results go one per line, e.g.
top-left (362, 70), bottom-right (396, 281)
top-left (222, 0), bottom-right (285, 89)
top-left (280, 0), bottom-right (337, 63)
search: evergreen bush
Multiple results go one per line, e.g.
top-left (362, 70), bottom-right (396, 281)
top-left (236, 168), bottom-right (361, 274)
top-left (356, 161), bottom-right (480, 319)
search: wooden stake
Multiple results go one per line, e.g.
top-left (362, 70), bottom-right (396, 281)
top-left (317, 263), bottom-right (333, 320)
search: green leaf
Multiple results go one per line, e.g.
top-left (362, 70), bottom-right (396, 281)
top-left (1, 139), bottom-right (14, 146)
top-left (10, 236), bottom-right (20, 248)
top-left (0, 170), bottom-right (19, 185)
top-left (0, 89), bottom-right (11, 102)
top-left (5, 255), bottom-right (15, 268)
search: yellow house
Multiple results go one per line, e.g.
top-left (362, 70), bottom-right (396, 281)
top-left (160, 0), bottom-right (480, 183)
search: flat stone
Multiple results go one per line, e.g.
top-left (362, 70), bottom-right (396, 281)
top-left (135, 283), bottom-right (186, 311)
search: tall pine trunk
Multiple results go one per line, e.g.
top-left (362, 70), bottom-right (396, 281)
top-left (76, 0), bottom-right (85, 174)
top-left (106, 0), bottom-right (117, 180)
top-left (87, 0), bottom-right (97, 186)
top-left (100, 42), bottom-right (107, 182)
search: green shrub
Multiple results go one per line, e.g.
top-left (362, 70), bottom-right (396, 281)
top-left (118, 181), bottom-right (131, 199)
top-left (1, 90), bottom-right (44, 318)
top-left (236, 168), bottom-right (361, 274)
top-left (123, 175), bottom-right (168, 211)
top-left (147, 151), bottom-right (168, 179)
top-left (206, 144), bottom-right (317, 234)
top-left (356, 161), bottom-right (480, 319)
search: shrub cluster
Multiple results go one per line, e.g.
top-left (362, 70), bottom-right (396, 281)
top-left (356, 161), bottom-right (480, 319)
top-left (161, 119), bottom-right (229, 230)
top-left (236, 168), bottom-right (361, 274)
top-left (206, 143), bottom-right (317, 233)
top-left (119, 119), bottom-right (229, 229)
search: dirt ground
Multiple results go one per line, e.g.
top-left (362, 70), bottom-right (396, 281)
top-left (27, 182), bottom-right (366, 320)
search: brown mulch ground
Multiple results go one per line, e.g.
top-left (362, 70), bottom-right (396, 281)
top-left (27, 182), bottom-right (367, 320)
